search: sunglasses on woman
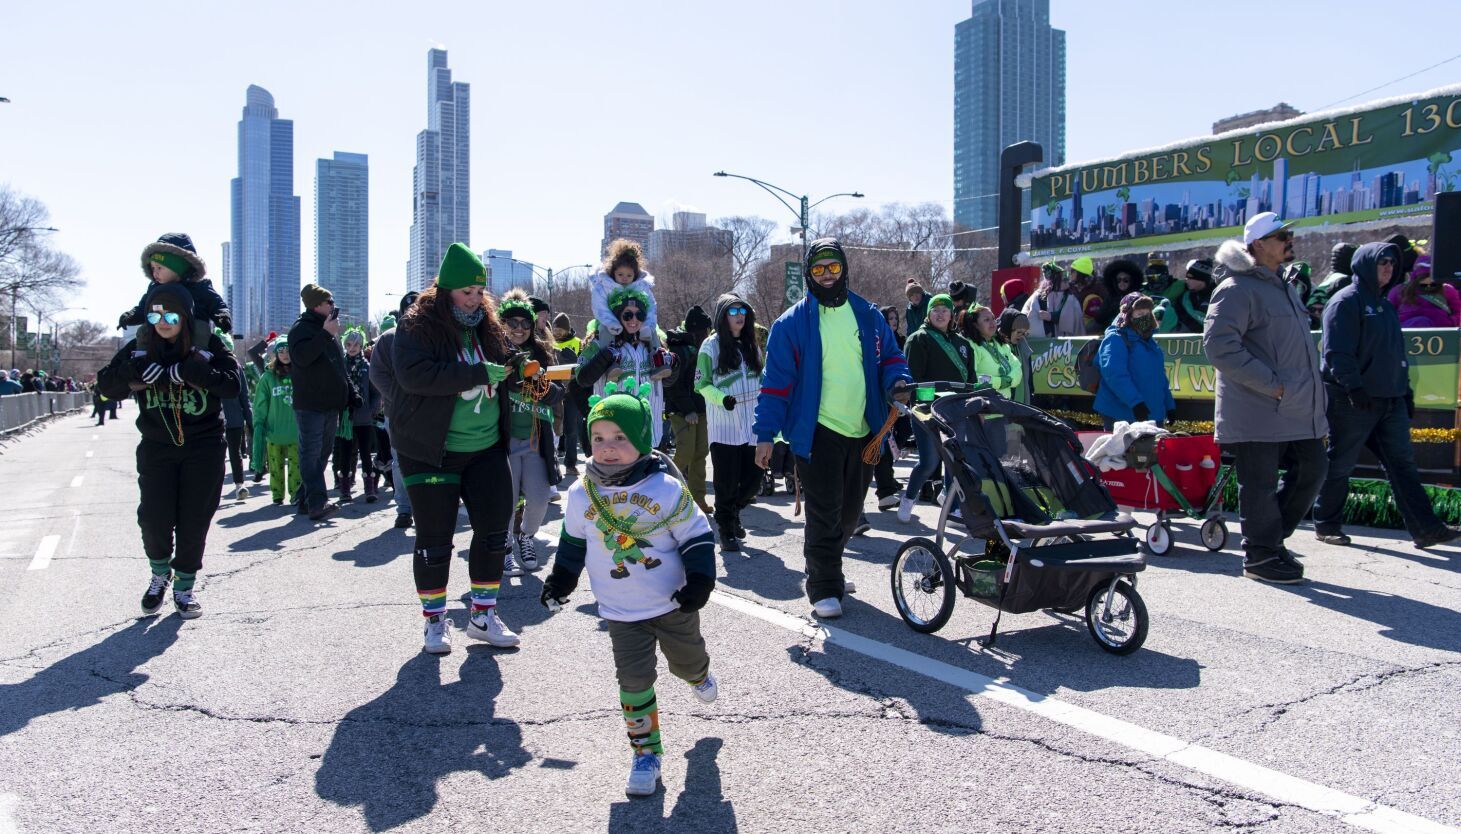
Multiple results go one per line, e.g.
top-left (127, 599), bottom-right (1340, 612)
top-left (147, 311), bottom-right (181, 326)
top-left (726, 306), bottom-right (748, 316)
top-left (503, 319), bottom-right (533, 331)
top-left (619, 309), bottom-right (646, 322)
top-left (808, 262), bottom-right (843, 278)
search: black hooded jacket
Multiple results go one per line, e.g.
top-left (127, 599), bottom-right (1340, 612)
top-left (96, 333), bottom-right (242, 445)
top-left (1320, 242), bottom-right (1409, 399)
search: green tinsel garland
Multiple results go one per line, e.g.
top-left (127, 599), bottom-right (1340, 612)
top-left (1219, 477), bottom-right (1461, 529)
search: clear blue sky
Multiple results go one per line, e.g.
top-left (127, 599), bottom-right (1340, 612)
top-left (3, 0), bottom-right (1457, 326)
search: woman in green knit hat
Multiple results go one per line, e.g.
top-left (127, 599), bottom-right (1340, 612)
top-left (388, 243), bottom-right (527, 655)
top-left (574, 287), bottom-right (674, 449)
top-left (897, 293), bottom-right (976, 523)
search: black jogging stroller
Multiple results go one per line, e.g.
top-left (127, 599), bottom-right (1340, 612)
top-left (889, 383), bottom-right (1150, 654)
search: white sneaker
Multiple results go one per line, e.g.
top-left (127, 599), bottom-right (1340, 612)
top-left (235, 485), bottom-right (250, 500)
top-left (811, 597), bottom-right (843, 618)
top-left (844, 580), bottom-right (856, 594)
top-left (897, 496), bottom-right (916, 523)
top-left (503, 550), bottom-right (525, 577)
top-left (423, 616), bottom-right (452, 654)
top-left (877, 494), bottom-right (899, 510)
top-left (516, 534), bottom-right (540, 571)
top-left (691, 672), bottom-right (719, 704)
top-left (548, 491), bottom-right (561, 504)
top-left (625, 753), bottom-right (661, 797)
top-left (466, 608), bottom-right (521, 647)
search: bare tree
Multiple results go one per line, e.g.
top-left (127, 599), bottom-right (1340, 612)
top-left (714, 215), bottom-right (777, 288)
top-left (0, 186), bottom-right (82, 321)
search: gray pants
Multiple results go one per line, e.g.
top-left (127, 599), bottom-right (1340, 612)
top-left (507, 437), bottom-right (552, 538)
top-left (606, 610), bottom-right (710, 693)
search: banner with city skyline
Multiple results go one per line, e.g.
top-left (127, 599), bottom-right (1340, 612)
top-left (1026, 85), bottom-right (1461, 259)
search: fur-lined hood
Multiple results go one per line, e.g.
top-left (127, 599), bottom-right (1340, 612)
top-left (140, 233), bottom-right (207, 282)
top-left (1214, 239), bottom-right (1257, 277)
top-left (1101, 258), bottom-right (1144, 297)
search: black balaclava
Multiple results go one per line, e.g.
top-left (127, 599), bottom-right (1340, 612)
top-left (804, 237), bottom-right (849, 308)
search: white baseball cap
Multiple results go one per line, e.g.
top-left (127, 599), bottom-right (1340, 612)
top-left (1243, 212), bottom-right (1294, 246)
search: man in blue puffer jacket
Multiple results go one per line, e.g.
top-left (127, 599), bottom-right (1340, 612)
top-left (754, 238), bottom-right (912, 619)
top-left (1314, 241), bottom-right (1460, 550)
top-left (1094, 293), bottom-right (1175, 429)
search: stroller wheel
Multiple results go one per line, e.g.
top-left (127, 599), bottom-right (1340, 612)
top-left (1144, 523), bottom-right (1172, 556)
top-left (1086, 579), bottom-right (1148, 655)
top-left (1200, 517), bottom-right (1228, 551)
top-left (891, 537), bottom-right (956, 634)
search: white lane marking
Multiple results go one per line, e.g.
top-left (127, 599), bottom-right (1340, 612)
top-left (69, 475), bottom-right (83, 488)
top-left (0, 792), bottom-right (21, 834)
top-left (28, 535), bottom-right (60, 571)
top-left (85, 450), bottom-right (93, 458)
top-left (64, 512), bottom-right (82, 557)
top-left (708, 591), bottom-right (1458, 834)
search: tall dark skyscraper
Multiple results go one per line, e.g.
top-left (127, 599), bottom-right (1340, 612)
top-left (315, 152), bottom-right (369, 327)
top-left (228, 85), bottom-right (301, 338)
top-left (953, 0), bottom-right (1066, 232)
top-left (408, 48), bottom-right (471, 292)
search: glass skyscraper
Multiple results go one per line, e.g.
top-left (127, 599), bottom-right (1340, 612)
top-left (315, 151), bottom-right (369, 327)
top-left (228, 85), bottom-right (301, 338)
top-left (408, 49), bottom-right (471, 292)
top-left (953, 0), bottom-right (1066, 232)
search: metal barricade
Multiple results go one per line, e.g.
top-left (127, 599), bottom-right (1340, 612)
top-left (0, 391), bottom-right (90, 434)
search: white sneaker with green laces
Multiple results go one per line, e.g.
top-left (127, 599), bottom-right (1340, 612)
top-left (466, 608), bottom-right (520, 647)
top-left (625, 753), bottom-right (661, 797)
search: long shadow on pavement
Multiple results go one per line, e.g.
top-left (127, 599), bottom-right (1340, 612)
top-left (333, 523), bottom-right (413, 568)
top-left (1278, 579), bottom-right (1461, 652)
top-left (607, 736), bottom-right (737, 833)
top-left (797, 596), bottom-right (1200, 730)
top-left (0, 617), bottom-right (182, 738)
top-left (315, 650), bottom-right (531, 831)
top-left (718, 546), bottom-right (804, 602)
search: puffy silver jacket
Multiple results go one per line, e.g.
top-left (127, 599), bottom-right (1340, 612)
top-left (1203, 240), bottom-right (1327, 444)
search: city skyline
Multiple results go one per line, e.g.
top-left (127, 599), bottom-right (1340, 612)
top-left (407, 49), bottom-right (470, 293)
top-left (227, 85), bottom-right (301, 338)
top-left (6, 1), bottom-right (1460, 330)
top-left (315, 151), bottom-right (369, 328)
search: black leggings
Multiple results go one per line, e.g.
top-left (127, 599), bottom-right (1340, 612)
top-left (332, 427), bottom-right (377, 482)
top-left (137, 436), bottom-right (226, 576)
top-left (226, 427), bottom-right (246, 485)
top-left (398, 444), bottom-right (513, 604)
top-left (710, 442), bottom-right (762, 529)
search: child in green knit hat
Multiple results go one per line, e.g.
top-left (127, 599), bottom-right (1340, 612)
top-left (541, 378), bottom-right (719, 798)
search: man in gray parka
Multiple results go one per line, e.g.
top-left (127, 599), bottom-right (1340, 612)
top-left (1203, 212), bottom-right (1328, 584)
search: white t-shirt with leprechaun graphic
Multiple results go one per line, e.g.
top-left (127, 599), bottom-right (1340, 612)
top-left (562, 470), bottom-right (713, 623)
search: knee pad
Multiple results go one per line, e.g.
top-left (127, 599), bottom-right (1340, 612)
top-left (415, 544), bottom-right (454, 566)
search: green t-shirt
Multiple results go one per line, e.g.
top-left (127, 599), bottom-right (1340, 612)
top-left (817, 303), bottom-right (869, 438)
top-left (508, 390), bottom-right (554, 440)
top-left (446, 330), bottom-right (501, 452)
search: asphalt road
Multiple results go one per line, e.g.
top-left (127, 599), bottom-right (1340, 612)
top-left (1, 413), bottom-right (1458, 833)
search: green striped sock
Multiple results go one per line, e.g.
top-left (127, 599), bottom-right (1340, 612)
top-left (620, 687), bottom-right (662, 755)
top-left (173, 571), bottom-right (196, 593)
top-left (148, 559), bottom-right (171, 577)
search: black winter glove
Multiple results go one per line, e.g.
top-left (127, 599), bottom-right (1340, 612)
top-left (722, 395), bottom-right (736, 412)
top-left (1131, 402), bottom-right (1151, 422)
top-left (672, 573), bottom-right (716, 613)
top-left (1406, 389), bottom-right (1416, 420)
top-left (137, 361), bottom-right (168, 385)
top-left (540, 564), bottom-right (580, 608)
top-left (1347, 388), bottom-right (1373, 411)
top-left (178, 351), bottom-right (211, 386)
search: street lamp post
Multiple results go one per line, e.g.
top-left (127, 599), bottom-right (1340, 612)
top-left (502, 258), bottom-right (592, 311)
top-left (711, 171), bottom-right (863, 259)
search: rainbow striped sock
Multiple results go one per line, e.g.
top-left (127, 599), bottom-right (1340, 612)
top-left (418, 587), bottom-right (447, 619)
top-left (470, 581), bottom-right (500, 613)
